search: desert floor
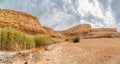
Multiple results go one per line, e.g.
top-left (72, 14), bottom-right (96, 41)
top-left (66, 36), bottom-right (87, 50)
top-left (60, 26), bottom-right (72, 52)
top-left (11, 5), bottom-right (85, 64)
top-left (1, 38), bottom-right (120, 64)
top-left (42, 38), bottom-right (120, 64)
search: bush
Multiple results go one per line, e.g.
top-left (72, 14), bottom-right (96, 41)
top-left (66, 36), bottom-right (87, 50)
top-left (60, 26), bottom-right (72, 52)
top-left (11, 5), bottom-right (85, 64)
top-left (72, 36), bottom-right (80, 43)
top-left (34, 34), bottom-right (55, 47)
top-left (65, 37), bottom-right (71, 41)
top-left (0, 28), bottom-right (35, 51)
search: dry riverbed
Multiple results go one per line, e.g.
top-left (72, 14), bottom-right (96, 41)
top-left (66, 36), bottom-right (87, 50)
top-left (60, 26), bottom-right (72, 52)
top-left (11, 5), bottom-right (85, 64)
top-left (0, 38), bottom-right (120, 64)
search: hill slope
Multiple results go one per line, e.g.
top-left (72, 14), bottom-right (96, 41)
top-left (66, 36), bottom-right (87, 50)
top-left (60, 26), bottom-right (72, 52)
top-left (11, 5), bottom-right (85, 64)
top-left (0, 9), bottom-right (46, 34)
top-left (60, 24), bottom-right (120, 38)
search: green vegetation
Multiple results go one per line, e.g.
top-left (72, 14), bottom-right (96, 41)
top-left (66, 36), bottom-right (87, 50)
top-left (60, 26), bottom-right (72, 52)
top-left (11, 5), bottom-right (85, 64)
top-left (65, 37), bottom-right (71, 41)
top-left (0, 27), bottom-right (56, 51)
top-left (0, 28), bottom-right (35, 51)
top-left (65, 36), bottom-right (80, 43)
top-left (72, 36), bottom-right (80, 43)
top-left (34, 34), bottom-right (55, 47)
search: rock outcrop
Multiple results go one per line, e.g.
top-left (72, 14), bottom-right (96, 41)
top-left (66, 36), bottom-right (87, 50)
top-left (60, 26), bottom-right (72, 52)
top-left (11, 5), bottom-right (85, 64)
top-left (42, 26), bottom-right (62, 38)
top-left (85, 28), bottom-right (120, 38)
top-left (60, 24), bottom-right (91, 37)
top-left (0, 9), bottom-right (47, 34)
top-left (89, 28), bottom-right (117, 32)
top-left (60, 24), bottom-right (120, 38)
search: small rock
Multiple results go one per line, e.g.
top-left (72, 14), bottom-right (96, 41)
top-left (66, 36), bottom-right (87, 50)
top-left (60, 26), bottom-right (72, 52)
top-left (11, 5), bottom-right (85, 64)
top-left (24, 61), bottom-right (28, 64)
top-left (46, 59), bottom-right (51, 61)
top-left (45, 45), bottom-right (56, 50)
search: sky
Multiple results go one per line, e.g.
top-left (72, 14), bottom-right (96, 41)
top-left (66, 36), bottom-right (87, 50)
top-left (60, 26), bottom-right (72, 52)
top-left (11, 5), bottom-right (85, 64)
top-left (0, 0), bottom-right (119, 31)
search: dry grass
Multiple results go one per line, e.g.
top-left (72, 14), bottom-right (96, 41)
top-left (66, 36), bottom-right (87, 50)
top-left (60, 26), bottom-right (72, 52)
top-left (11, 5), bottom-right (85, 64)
top-left (34, 34), bottom-right (55, 47)
top-left (0, 28), bottom-right (57, 51)
top-left (0, 28), bottom-right (35, 51)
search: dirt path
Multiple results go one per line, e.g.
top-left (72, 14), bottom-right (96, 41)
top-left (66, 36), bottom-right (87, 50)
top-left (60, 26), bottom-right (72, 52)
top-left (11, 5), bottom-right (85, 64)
top-left (42, 38), bottom-right (120, 64)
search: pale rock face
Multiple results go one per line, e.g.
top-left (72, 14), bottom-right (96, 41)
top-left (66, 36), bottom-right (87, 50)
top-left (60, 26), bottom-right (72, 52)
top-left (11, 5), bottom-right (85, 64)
top-left (60, 24), bottom-right (120, 38)
top-left (60, 24), bottom-right (92, 36)
top-left (0, 9), bottom-right (47, 34)
top-left (42, 26), bottom-right (62, 38)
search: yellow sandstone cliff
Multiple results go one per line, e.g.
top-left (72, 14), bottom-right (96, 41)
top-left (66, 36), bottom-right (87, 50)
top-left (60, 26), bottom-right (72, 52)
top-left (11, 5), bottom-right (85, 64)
top-left (0, 9), bottom-right (47, 34)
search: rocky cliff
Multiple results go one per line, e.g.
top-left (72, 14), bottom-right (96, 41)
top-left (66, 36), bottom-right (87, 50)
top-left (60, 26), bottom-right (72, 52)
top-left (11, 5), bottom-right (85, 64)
top-left (42, 26), bottom-right (62, 38)
top-left (60, 24), bottom-right (120, 38)
top-left (85, 28), bottom-right (120, 38)
top-left (0, 9), bottom-right (47, 34)
top-left (60, 24), bottom-right (91, 37)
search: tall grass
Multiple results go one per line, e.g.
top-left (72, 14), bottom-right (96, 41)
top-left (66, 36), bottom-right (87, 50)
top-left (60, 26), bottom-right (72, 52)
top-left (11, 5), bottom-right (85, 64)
top-left (0, 28), bottom-right (57, 51)
top-left (34, 34), bottom-right (55, 47)
top-left (0, 28), bottom-right (35, 51)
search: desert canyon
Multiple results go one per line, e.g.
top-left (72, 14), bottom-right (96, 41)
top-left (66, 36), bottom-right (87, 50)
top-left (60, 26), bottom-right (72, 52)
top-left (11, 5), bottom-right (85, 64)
top-left (0, 9), bottom-right (120, 64)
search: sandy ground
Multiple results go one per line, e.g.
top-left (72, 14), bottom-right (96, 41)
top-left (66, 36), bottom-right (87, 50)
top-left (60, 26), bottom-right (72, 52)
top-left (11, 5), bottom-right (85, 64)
top-left (0, 38), bottom-right (120, 64)
top-left (43, 38), bottom-right (120, 64)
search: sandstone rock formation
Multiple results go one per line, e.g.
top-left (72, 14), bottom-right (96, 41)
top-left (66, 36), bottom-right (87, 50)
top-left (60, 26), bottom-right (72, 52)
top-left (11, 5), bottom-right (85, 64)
top-left (0, 9), bottom-right (47, 34)
top-left (85, 28), bottom-right (120, 38)
top-left (60, 24), bottom-right (120, 38)
top-left (89, 28), bottom-right (117, 32)
top-left (60, 24), bottom-right (91, 37)
top-left (42, 26), bottom-right (62, 38)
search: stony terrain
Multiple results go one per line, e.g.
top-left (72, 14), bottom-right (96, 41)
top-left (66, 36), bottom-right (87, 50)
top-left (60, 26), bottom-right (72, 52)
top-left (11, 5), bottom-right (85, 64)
top-left (0, 38), bottom-right (120, 64)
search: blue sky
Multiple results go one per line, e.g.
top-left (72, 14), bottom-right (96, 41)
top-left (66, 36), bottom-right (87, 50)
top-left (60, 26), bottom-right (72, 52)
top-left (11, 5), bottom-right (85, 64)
top-left (0, 0), bottom-right (119, 31)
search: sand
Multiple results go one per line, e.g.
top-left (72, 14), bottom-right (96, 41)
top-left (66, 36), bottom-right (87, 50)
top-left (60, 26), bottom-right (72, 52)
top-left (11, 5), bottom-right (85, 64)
top-left (0, 38), bottom-right (120, 64)
top-left (43, 38), bottom-right (120, 64)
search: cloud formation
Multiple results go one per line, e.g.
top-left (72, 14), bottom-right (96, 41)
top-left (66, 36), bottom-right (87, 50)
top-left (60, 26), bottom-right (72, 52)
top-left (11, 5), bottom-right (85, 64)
top-left (0, 0), bottom-right (119, 31)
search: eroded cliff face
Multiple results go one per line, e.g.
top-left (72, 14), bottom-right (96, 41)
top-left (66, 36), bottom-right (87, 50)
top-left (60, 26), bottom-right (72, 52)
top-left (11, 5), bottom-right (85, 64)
top-left (85, 28), bottom-right (120, 38)
top-left (60, 24), bottom-right (92, 37)
top-left (60, 24), bottom-right (120, 38)
top-left (0, 9), bottom-right (47, 34)
top-left (42, 26), bottom-right (62, 38)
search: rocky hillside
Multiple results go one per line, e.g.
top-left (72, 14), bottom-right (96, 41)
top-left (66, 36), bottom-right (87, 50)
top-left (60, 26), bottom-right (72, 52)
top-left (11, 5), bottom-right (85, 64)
top-left (60, 24), bottom-right (120, 38)
top-left (85, 28), bottom-right (120, 38)
top-left (0, 9), bottom-right (47, 34)
top-left (60, 24), bottom-right (91, 37)
top-left (42, 26), bottom-right (62, 38)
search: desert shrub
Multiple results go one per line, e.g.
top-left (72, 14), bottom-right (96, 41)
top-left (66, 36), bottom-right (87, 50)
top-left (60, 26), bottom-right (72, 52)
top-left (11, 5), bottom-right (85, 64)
top-left (72, 36), bottom-right (80, 43)
top-left (34, 34), bottom-right (55, 47)
top-left (65, 37), bottom-right (71, 41)
top-left (0, 28), bottom-right (35, 51)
